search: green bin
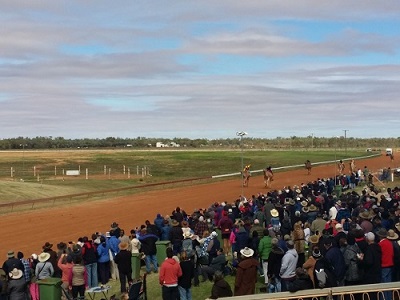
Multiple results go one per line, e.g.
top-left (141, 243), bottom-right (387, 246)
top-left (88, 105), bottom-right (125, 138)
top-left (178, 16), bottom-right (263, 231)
top-left (131, 253), bottom-right (141, 280)
top-left (37, 277), bottom-right (62, 300)
top-left (334, 185), bottom-right (342, 197)
top-left (156, 240), bottom-right (171, 265)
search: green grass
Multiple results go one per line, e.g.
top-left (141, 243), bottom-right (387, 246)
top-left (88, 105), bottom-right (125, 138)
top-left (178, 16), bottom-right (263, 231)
top-left (0, 149), bottom-right (372, 202)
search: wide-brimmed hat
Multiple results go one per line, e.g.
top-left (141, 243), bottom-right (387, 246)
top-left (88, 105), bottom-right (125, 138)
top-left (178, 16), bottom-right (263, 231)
top-left (7, 250), bottom-right (14, 258)
top-left (309, 204), bottom-right (318, 212)
top-left (42, 242), bottom-right (53, 250)
top-left (302, 206), bottom-right (310, 213)
top-left (359, 210), bottom-right (371, 219)
top-left (38, 252), bottom-right (51, 263)
top-left (8, 268), bottom-right (23, 280)
top-left (270, 209), bottom-right (279, 217)
top-left (309, 235), bottom-right (320, 244)
top-left (395, 223), bottom-right (400, 232)
top-left (376, 228), bottom-right (388, 238)
top-left (387, 229), bottom-right (399, 240)
top-left (284, 198), bottom-right (291, 205)
top-left (183, 231), bottom-right (193, 239)
top-left (171, 219), bottom-right (180, 227)
top-left (295, 188), bottom-right (301, 194)
top-left (119, 242), bottom-right (129, 251)
top-left (288, 199), bottom-right (295, 205)
top-left (300, 200), bottom-right (308, 207)
top-left (57, 242), bottom-right (67, 251)
top-left (181, 220), bottom-right (189, 227)
top-left (240, 247), bottom-right (254, 258)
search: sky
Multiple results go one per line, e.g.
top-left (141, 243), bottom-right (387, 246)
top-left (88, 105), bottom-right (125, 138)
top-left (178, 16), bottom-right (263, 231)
top-left (1, 1), bottom-right (400, 140)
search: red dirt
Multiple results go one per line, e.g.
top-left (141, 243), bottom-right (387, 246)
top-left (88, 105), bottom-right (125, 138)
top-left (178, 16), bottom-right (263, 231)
top-left (1, 154), bottom-right (397, 257)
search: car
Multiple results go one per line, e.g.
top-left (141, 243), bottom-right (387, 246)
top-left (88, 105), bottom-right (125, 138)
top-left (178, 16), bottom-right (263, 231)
top-left (366, 148), bottom-right (372, 152)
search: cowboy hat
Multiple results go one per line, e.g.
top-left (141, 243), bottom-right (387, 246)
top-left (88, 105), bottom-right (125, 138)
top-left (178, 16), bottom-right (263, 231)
top-left (376, 228), bottom-right (388, 238)
top-left (309, 204), bottom-right (318, 212)
top-left (288, 199), bottom-right (295, 206)
top-left (302, 206), bottom-right (310, 213)
top-left (300, 200), bottom-right (308, 207)
top-left (270, 209), bottom-right (279, 217)
top-left (119, 242), bottom-right (129, 251)
top-left (387, 229), bottom-right (399, 240)
top-left (42, 242), bottom-right (53, 250)
top-left (171, 219), bottom-right (180, 227)
top-left (38, 252), bottom-right (51, 263)
top-left (309, 235), bottom-right (320, 244)
top-left (359, 210), bottom-right (371, 219)
top-left (7, 250), bottom-right (14, 259)
top-left (240, 247), bottom-right (254, 258)
top-left (8, 268), bottom-right (23, 280)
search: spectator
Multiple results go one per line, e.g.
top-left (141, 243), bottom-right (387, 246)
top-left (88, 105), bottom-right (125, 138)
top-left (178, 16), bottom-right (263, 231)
top-left (68, 256), bottom-right (88, 300)
top-left (288, 267), bottom-right (313, 292)
top-left (96, 236), bottom-right (111, 285)
top-left (178, 251), bottom-right (194, 300)
top-left (279, 240), bottom-right (298, 292)
top-left (201, 248), bottom-right (226, 282)
top-left (139, 228), bottom-right (159, 274)
top-left (35, 252), bottom-right (54, 280)
top-left (7, 268), bottom-right (26, 300)
top-left (207, 271), bottom-right (233, 299)
top-left (159, 247), bottom-right (182, 300)
top-left (258, 228), bottom-right (272, 287)
top-left (114, 242), bottom-right (132, 293)
top-left (234, 247), bottom-right (259, 296)
top-left (267, 237), bottom-right (284, 293)
top-left (169, 220), bottom-right (184, 256)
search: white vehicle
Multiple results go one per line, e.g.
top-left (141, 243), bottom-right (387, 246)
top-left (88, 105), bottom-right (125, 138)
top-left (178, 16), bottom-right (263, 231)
top-left (386, 148), bottom-right (393, 156)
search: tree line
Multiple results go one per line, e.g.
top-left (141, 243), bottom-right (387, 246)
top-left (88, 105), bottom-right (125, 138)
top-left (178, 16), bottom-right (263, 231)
top-left (0, 135), bottom-right (398, 150)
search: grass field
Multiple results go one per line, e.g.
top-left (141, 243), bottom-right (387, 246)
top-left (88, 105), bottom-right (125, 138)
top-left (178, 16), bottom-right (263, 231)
top-left (0, 149), bottom-right (370, 202)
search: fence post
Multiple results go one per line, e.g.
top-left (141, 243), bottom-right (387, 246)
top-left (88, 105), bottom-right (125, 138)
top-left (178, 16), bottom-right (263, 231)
top-left (104, 165), bottom-right (107, 175)
top-left (128, 168), bottom-right (130, 179)
top-left (34, 166), bottom-right (36, 177)
top-left (10, 167), bottom-right (13, 178)
top-left (137, 166), bottom-right (139, 175)
top-left (55, 166), bottom-right (57, 176)
top-left (86, 168), bottom-right (89, 180)
top-left (123, 165), bottom-right (126, 175)
top-left (109, 168), bottom-right (111, 179)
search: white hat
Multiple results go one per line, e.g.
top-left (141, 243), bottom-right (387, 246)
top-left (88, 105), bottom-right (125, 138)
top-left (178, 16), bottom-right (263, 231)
top-left (365, 232), bottom-right (375, 241)
top-left (8, 268), bottom-right (23, 280)
top-left (335, 223), bottom-right (343, 230)
top-left (199, 216), bottom-right (204, 222)
top-left (270, 209), bottom-right (279, 217)
top-left (38, 252), bottom-right (51, 263)
top-left (240, 247), bottom-right (254, 258)
top-left (211, 231), bottom-right (218, 237)
top-left (254, 219), bottom-right (260, 224)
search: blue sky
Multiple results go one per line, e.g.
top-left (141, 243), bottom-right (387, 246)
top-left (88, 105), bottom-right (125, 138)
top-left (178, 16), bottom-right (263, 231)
top-left (1, 1), bottom-right (400, 139)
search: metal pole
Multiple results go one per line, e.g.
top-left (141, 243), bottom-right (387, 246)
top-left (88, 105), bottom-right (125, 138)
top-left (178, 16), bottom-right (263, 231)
top-left (334, 137), bottom-right (337, 185)
top-left (311, 133), bottom-right (314, 150)
top-left (236, 131), bottom-right (247, 198)
top-left (343, 129), bottom-right (348, 155)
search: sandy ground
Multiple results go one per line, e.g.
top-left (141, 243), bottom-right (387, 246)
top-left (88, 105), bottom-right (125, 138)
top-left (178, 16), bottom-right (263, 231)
top-left (0, 154), bottom-right (397, 257)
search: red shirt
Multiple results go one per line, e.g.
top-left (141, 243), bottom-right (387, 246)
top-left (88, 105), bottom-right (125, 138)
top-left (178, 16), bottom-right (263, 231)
top-left (379, 238), bottom-right (394, 268)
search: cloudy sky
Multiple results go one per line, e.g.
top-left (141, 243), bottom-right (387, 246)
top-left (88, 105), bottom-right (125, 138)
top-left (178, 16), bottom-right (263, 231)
top-left (1, 1), bottom-right (400, 139)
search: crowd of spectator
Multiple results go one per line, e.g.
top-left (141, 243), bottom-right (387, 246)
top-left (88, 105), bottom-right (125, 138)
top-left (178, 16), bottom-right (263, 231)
top-left (1, 166), bottom-right (400, 300)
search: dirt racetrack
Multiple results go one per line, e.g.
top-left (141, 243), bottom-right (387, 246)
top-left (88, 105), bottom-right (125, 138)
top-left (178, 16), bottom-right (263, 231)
top-left (0, 154), bottom-right (397, 257)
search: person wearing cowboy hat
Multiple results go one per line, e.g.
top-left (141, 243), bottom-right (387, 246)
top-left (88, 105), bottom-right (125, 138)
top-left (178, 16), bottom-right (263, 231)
top-left (42, 241), bottom-right (61, 278)
top-left (2, 250), bottom-right (24, 280)
top-left (7, 268), bottom-right (26, 299)
top-left (359, 210), bottom-right (373, 234)
top-left (169, 219), bottom-right (184, 256)
top-left (234, 247), bottom-right (259, 296)
top-left (114, 242), bottom-right (132, 293)
top-left (35, 252), bottom-right (54, 280)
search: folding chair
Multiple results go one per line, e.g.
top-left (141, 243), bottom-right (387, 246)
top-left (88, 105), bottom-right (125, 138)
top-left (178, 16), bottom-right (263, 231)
top-left (128, 273), bottom-right (147, 300)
